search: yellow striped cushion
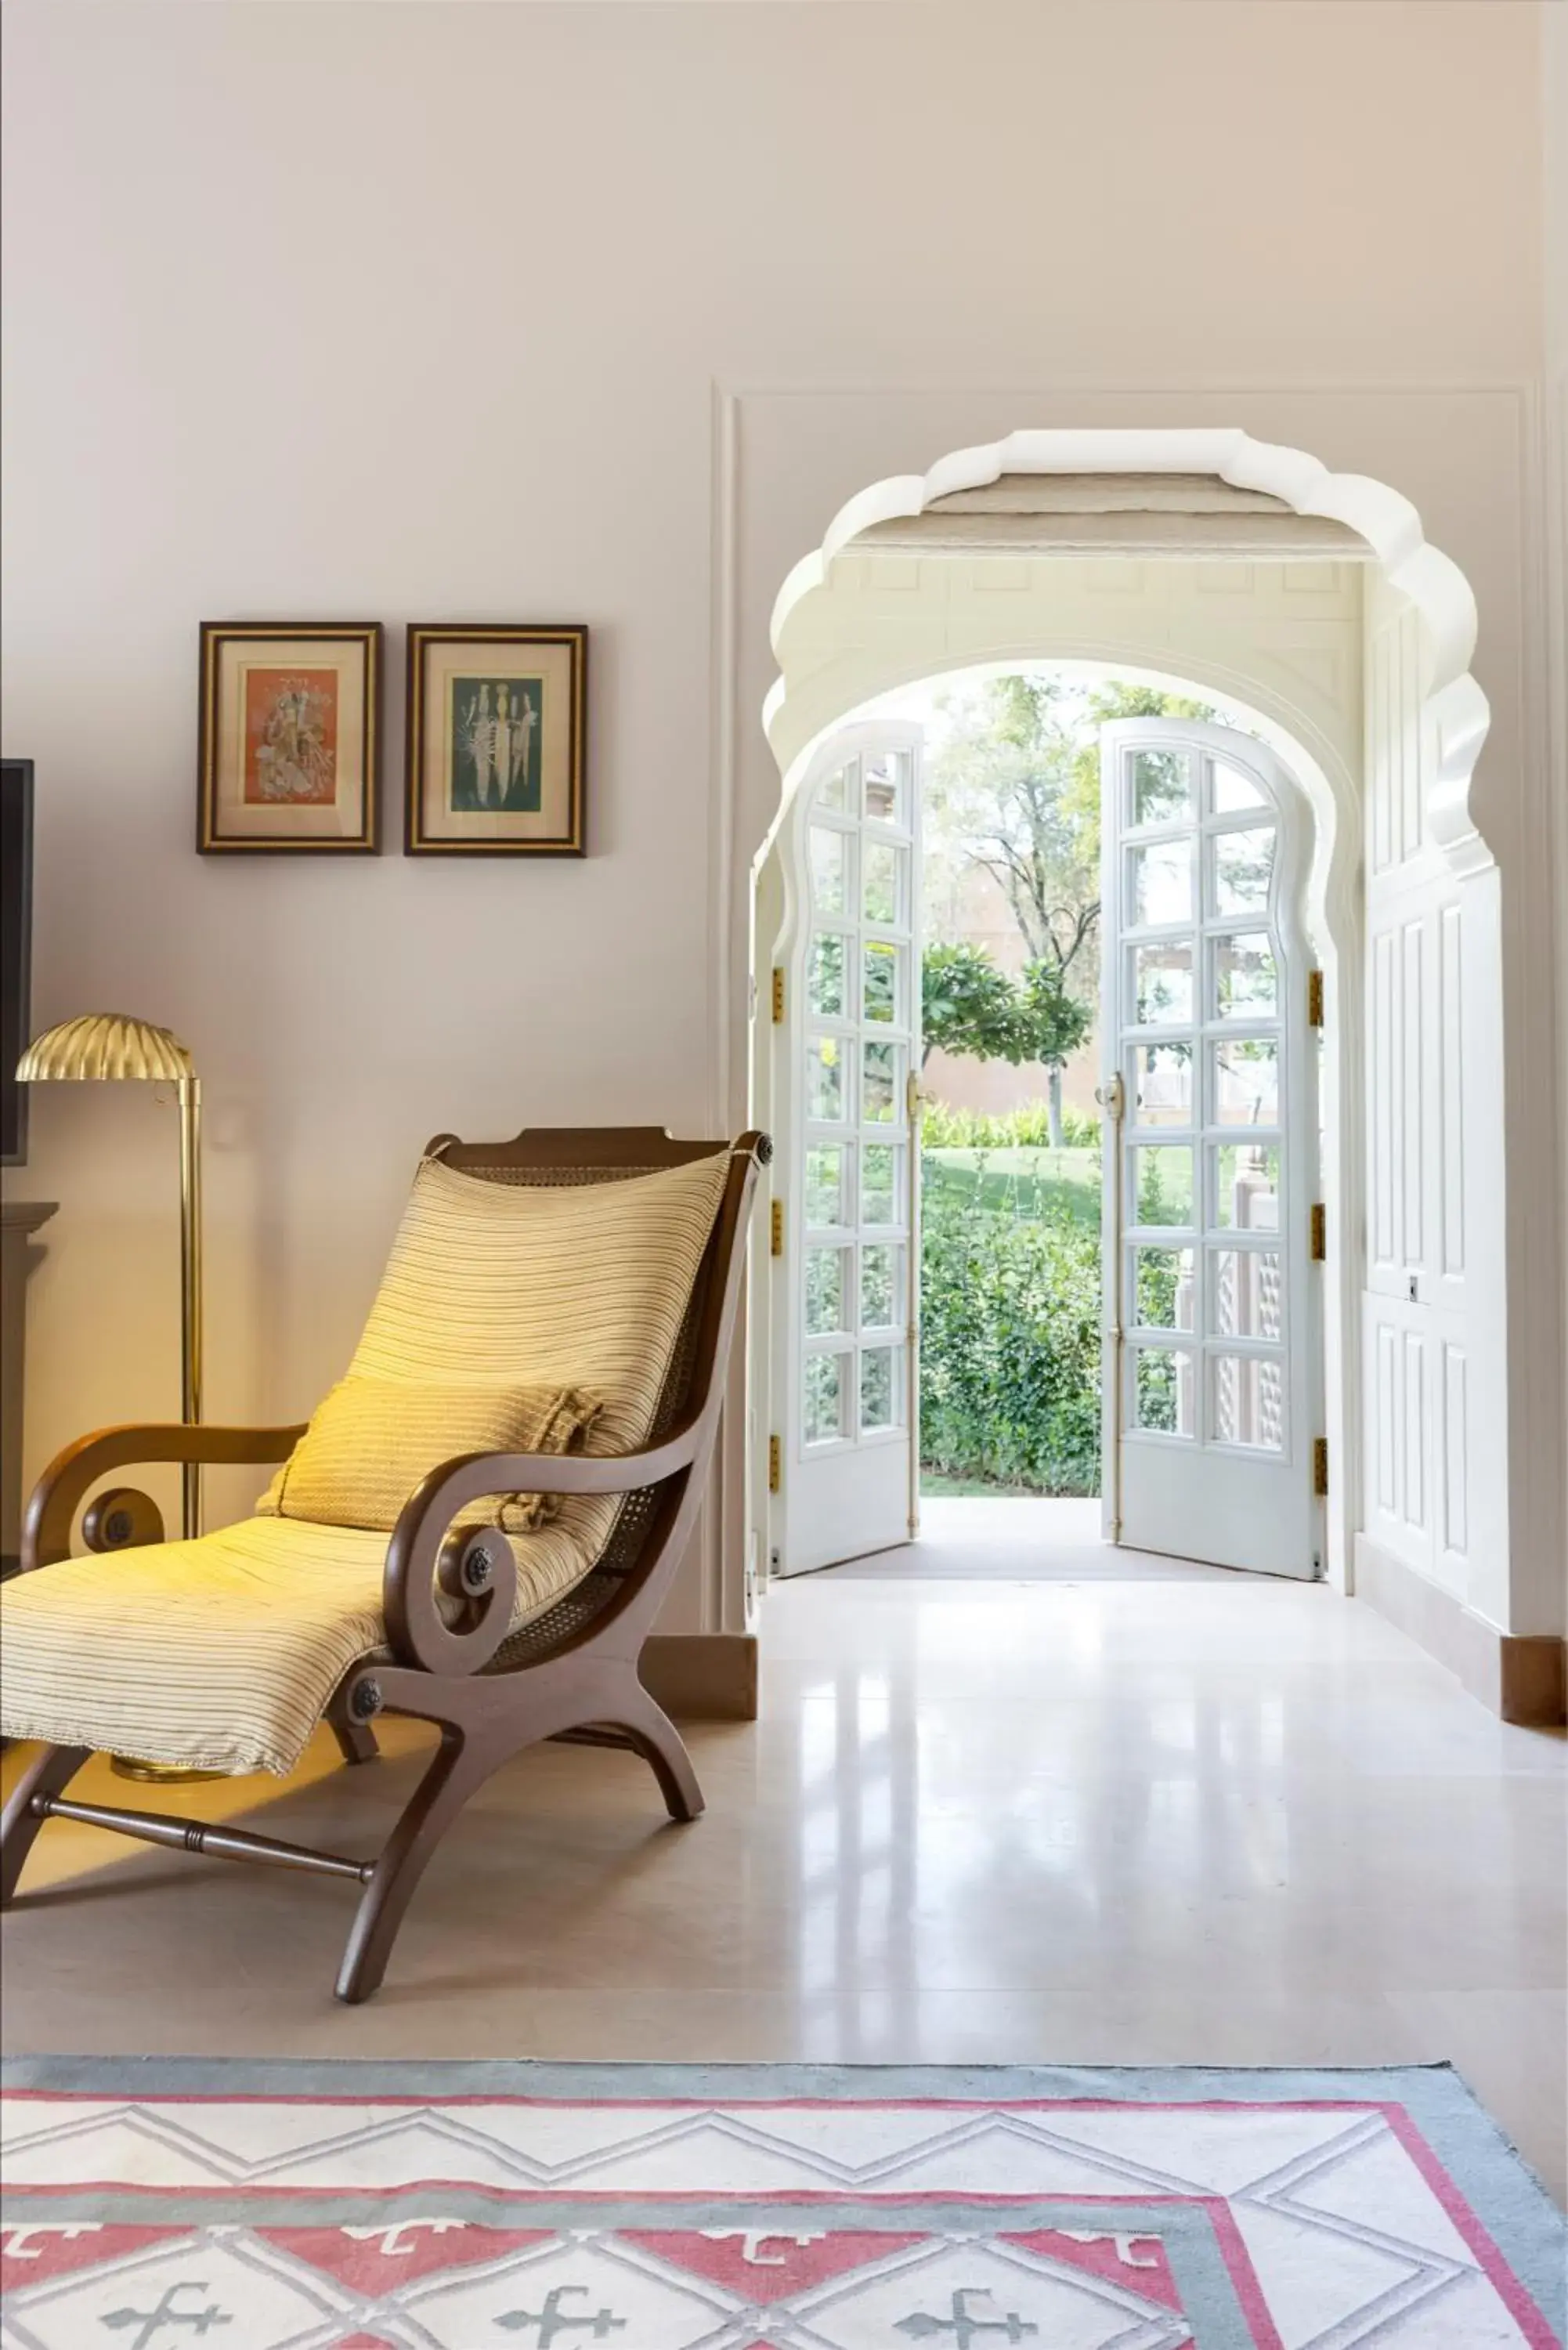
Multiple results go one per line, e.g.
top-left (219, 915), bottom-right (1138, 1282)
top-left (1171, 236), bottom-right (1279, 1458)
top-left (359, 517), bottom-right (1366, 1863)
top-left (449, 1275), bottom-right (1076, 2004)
top-left (0, 1513), bottom-right (596, 1777)
top-left (256, 1379), bottom-right (601, 1533)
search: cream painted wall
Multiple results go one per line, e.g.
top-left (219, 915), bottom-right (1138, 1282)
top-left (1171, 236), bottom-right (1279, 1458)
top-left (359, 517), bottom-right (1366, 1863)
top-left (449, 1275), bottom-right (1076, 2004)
top-left (1544, 0), bottom-right (1568, 1587)
top-left (1, 1), bottom-right (1555, 1630)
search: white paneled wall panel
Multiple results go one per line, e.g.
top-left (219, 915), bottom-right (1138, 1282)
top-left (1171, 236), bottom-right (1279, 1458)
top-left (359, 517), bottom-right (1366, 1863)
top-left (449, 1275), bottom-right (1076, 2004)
top-left (1401, 916), bottom-right (1424, 1276)
top-left (1439, 902), bottom-right (1465, 1284)
top-left (1361, 577), bottom-right (1491, 1610)
top-left (1442, 1343), bottom-right (1469, 1563)
top-left (1403, 1329), bottom-right (1425, 1535)
top-left (1372, 930), bottom-right (1396, 1273)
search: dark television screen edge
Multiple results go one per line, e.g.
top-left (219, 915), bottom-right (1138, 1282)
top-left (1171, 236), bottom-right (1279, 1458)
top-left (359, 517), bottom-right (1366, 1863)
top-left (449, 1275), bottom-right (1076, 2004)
top-left (1, 759), bottom-right (34, 1167)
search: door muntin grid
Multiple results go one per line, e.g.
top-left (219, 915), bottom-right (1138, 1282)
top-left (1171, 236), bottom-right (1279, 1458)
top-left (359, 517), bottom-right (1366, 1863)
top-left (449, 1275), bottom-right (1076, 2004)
top-left (800, 750), bottom-right (916, 1455)
top-left (1118, 741), bottom-right (1292, 1457)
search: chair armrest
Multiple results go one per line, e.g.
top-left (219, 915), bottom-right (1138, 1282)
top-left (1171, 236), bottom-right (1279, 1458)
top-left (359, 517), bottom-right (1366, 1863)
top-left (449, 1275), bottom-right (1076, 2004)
top-left (380, 1415), bottom-right (706, 1676)
top-left (21, 1422), bottom-right (307, 1574)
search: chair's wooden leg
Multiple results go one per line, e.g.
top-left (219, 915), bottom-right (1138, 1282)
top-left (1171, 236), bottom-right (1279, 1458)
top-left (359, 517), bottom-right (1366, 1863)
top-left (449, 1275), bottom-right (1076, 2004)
top-left (1, 1744), bottom-right (92, 1906)
top-left (611, 1679), bottom-right (705, 1824)
top-left (324, 1686), bottom-right (379, 1768)
top-left (334, 1727), bottom-right (490, 2005)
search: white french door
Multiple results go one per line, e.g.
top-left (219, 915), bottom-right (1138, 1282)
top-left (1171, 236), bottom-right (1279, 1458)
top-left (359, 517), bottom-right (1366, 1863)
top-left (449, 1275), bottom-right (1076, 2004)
top-left (770, 721), bottom-right (923, 1576)
top-left (1099, 718), bottom-right (1321, 1578)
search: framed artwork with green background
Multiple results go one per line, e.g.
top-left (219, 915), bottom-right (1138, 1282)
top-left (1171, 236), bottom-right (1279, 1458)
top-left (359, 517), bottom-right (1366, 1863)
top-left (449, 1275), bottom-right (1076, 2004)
top-left (405, 624), bottom-right (587, 856)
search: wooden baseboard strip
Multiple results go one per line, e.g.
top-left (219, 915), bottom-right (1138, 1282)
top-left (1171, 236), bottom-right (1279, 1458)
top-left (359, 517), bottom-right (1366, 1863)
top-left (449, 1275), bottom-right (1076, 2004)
top-left (1354, 1537), bottom-right (1566, 1726)
top-left (639, 1634), bottom-right (757, 1723)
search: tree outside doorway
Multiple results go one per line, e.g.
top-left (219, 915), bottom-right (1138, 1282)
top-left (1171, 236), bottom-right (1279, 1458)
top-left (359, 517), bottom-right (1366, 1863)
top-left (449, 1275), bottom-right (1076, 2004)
top-left (916, 672), bottom-right (1215, 1500)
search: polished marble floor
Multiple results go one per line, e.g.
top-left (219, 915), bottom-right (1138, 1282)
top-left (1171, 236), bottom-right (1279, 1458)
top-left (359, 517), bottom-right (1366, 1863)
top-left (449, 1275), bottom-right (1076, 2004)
top-left (3, 1564), bottom-right (1564, 2205)
top-left (824, 1494), bottom-right (1239, 1578)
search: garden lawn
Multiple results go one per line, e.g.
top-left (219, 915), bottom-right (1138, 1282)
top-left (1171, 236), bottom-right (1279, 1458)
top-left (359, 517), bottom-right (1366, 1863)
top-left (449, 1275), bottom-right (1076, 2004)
top-left (923, 1144), bottom-right (1100, 1227)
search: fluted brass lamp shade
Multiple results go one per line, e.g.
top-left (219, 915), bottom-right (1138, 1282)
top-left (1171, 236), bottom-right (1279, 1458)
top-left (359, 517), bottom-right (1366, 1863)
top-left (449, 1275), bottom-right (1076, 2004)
top-left (16, 1013), bottom-right (194, 1086)
top-left (18, 1012), bottom-right (204, 1541)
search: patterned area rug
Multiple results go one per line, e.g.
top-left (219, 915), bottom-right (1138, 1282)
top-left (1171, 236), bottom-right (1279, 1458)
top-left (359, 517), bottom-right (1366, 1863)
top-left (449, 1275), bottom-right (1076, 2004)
top-left (1, 2061), bottom-right (1563, 2348)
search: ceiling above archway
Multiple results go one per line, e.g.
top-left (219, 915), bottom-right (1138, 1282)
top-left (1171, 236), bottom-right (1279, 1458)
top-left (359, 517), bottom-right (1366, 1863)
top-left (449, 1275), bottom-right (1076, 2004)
top-left (851, 471), bottom-right (1371, 558)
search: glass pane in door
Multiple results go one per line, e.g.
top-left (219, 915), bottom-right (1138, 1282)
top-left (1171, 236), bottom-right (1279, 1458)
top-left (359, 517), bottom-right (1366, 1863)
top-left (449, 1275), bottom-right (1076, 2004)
top-left (810, 826), bottom-right (848, 914)
top-left (862, 940), bottom-right (899, 1023)
top-left (805, 1246), bottom-right (849, 1335)
top-left (805, 1144), bottom-right (847, 1227)
top-left (808, 932), bottom-right (847, 1018)
top-left (860, 1346), bottom-right (899, 1432)
top-left (1134, 1346), bottom-right (1196, 1436)
top-left (1133, 1246), bottom-right (1195, 1332)
top-left (1214, 933), bottom-right (1277, 1018)
top-left (1129, 838), bottom-right (1193, 926)
top-left (1131, 1145), bottom-right (1194, 1227)
top-left (1212, 1353), bottom-right (1284, 1450)
top-left (860, 1242), bottom-right (901, 1329)
top-left (1211, 1246), bottom-right (1281, 1339)
top-left (1133, 942), bottom-right (1194, 1025)
top-left (862, 841), bottom-right (904, 924)
top-left (1213, 1038), bottom-right (1279, 1126)
top-left (863, 751), bottom-right (909, 824)
top-left (1213, 1142), bottom-right (1281, 1230)
top-left (862, 1142), bottom-right (900, 1224)
top-left (1212, 826), bottom-right (1275, 916)
top-left (1212, 760), bottom-right (1267, 812)
top-left (862, 1039), bottom-right (901, 1121)
top-left (1129, 750), bottom-right (1192, 826)
top-left (1133, 1040), bottom-right (1194, 1126)
top-left (807, 1037), bottom-right (845, 1121)
top-left (804, 1352), bottom-right (847, 1444)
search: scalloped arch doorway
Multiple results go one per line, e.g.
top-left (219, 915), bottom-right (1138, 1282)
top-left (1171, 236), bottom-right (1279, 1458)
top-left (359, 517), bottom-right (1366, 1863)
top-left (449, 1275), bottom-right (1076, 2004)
top-left (745, 432), bottom-right (1508, 1648)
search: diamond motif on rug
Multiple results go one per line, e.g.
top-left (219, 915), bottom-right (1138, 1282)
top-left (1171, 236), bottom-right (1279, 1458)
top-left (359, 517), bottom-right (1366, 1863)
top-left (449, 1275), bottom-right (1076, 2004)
top-left (2, 2062), bottom-right (1562, 2349)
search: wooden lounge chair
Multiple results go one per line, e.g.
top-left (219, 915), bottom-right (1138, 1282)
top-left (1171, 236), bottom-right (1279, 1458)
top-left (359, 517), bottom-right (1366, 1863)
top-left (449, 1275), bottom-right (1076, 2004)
top-left (0, 1125), bottom-right (767, 2001)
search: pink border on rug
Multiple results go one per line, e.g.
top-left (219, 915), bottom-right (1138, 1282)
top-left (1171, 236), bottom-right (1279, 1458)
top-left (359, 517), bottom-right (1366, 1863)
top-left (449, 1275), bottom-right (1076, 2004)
top-left (1379, 2101), bottom-right (1560, 2350)
top-left (0, 2182), bottom-right (1285, 2349)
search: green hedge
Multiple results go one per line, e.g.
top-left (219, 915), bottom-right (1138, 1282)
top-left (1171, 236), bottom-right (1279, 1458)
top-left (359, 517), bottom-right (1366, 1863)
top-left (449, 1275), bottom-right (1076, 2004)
top-left (920, 1099), bottom-right (1101, 1151)
top-left (919, 1157), bottom-right (1102, 1495)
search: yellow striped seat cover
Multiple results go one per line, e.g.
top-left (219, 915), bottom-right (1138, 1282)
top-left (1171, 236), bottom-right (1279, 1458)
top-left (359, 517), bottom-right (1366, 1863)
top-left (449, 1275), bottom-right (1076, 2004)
top-left (0, 1151), bottom-right (729, 1776)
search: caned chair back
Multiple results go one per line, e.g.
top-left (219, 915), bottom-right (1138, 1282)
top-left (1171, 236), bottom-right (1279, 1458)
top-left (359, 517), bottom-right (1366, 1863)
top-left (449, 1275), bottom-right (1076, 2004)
top-left (421, 1126), bottom-right (768, 1667)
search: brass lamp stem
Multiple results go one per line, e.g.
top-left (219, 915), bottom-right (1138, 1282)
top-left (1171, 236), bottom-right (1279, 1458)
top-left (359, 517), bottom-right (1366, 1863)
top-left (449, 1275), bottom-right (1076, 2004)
top-left (178, 1073), bottom-right (203, 1539)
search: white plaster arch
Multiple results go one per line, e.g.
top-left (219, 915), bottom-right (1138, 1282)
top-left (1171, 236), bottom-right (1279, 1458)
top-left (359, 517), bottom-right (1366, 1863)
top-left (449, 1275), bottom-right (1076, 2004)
top-left (762, 620), bottom-right (1361, 1008)
top-left (804, 646), bottom-right (1353, 996)
top-left (764, 427), bottom-right (1491, 873)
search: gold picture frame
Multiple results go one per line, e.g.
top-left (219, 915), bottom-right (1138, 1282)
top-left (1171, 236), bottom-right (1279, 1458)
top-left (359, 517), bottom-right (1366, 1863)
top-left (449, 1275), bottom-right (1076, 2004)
top-left (198, 623), bottom-right (381, 855)
top-left (405, 624), bottom-right (587, 858)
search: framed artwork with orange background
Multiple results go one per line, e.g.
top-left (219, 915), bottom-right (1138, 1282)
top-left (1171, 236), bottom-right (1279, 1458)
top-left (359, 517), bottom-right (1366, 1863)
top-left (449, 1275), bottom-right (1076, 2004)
top-left (199, 623), bottom-right (382, 853)
top-left (405, 624), bottom-right (587, 856)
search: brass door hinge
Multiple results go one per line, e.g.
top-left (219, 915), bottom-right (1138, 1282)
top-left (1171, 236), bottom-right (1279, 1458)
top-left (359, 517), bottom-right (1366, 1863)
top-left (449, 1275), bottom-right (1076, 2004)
top-left (768, 1434), bottom-right (782, 1494)
top-left (771, 967), bottom-right (785, 1024)
top-left (770, 1198), bottom-right (783, 1256)
top-left (1313, 1436), bottom-right (1329, 1497)
top-left (1307, 970), bottom-right (1324, 1027)
top-left (1310, 1202), bottom-right (1326, 1260)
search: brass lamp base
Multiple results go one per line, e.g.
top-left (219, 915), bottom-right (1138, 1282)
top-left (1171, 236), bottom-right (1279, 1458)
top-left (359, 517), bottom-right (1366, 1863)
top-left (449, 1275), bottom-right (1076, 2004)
top-left (111, 1758), bottom-right (226, 1786)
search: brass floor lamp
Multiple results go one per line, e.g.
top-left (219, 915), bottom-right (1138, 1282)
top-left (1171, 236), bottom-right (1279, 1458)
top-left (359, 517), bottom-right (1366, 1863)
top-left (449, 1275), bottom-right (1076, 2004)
top-left (16, 1016), bottom-right (208, 1782)
top-left (16, 1012), bottom-right (204, 1544)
